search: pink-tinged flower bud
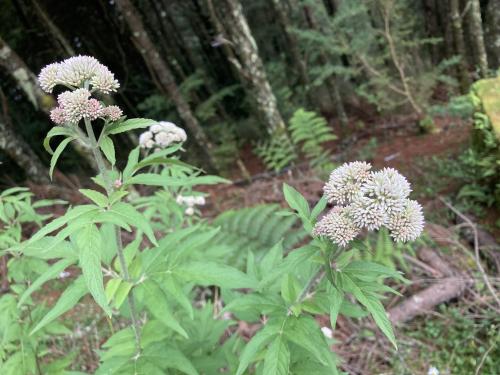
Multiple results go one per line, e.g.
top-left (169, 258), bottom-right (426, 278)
top-left (49, 106), bottom-right (66, 125)
top-left (313, 207), bottom-right (360, 247)
top-left (101, 105), bottom-right (123, 121)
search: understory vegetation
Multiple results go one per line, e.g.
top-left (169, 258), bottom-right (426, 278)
top-left (0, 0), bottom-right (499, 374)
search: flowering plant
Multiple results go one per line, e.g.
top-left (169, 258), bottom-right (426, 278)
top-left (1, 56), bottom-right (424, 374)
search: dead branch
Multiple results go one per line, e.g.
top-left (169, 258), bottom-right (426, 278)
top-left (388, 247), bottom-right (470, 325)
top-left (439, 197), bottom-right (500, 309)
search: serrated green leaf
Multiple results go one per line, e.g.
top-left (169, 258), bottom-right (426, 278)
top-left (79, 189), bottom-right (108, 208)
top-left (18, 258), bottom-right (75, 307)
top-left (263, 336), bottom-right (290, 375)
top-left (311, 196), bottom-right (327, 221)
top-left (236, 325), bottom-right (279, 375)
top-left (31, 276), bottom-right (87, 334)
top-left (342, 274), bottom-right (397, 349)
top-left (328, 288), bottom-right (344, 330)
top-left (176, 261), bottom-right (258, 289)
top-left (109, 202), bottom-right (157, 246)
top-left (284, 316), bottom-right (335, 367)
top-left (141, 281), bottom-right (188, 338)
top-left (77, 224), bottom-right (112, 317)
top-left (106, 118), bottom-right (157, 135)
top-left (100, 136), bottom-right (116, 165)
top-left (283, 183), bottom-right (310, 219)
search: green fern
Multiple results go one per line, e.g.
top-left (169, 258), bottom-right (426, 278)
top-left (255, 133), bottom-right (297, 172)
top-left (289, 108), bottom-right (337, 168)
top-left (209, 204), bottom-right (306, 268)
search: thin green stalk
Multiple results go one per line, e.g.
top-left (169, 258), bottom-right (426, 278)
top-left (83, 118), bottom-right (141, 352)
top-left (296, 266), bottom-right (325, 304)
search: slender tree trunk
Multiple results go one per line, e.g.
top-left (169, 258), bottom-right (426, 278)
top-left (450, 0), bottom-right (471, 92)
top-left (485, 0), bottom-right (500, 70)
top-left (31, 0), bottom-right (76, 57)
top-left (271, 0), bottom-right (309, 87)
top-left (114, 0), bottom-right (218, 172)
top-left (0, 90), bottom-right (49, 183)
top-left (0, 36), bottom-right (99, 172)
top-left (209, 0), bottom-right (287, 135)
top-left (303, 5), bottom-right (348, 126)
top-left (467, 0), bottom-right (488, 77)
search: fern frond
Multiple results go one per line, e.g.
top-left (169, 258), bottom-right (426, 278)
top-left (210, 204), bottom-right (306, 268)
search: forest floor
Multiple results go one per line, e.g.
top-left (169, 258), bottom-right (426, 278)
top-left (24, 114), bottom-right (500, 374)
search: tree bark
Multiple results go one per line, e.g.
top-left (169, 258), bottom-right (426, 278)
top-left (303, 5), bottom-right (348, 126)
top-left (0, 36), bottom-right (99, 172)
top-left (209, 0), bottom-right (287, 135)
top-left (31, 0), bottom-right (76, 57)
top-left (0, 91), bottom-right (49, 184)
top-left (114, 0), bottom-right (219, 172)
top-left (485, 0), bottom-right (500, 70)
top-left (467, 0), bottom-right (489, 77)
top-left (270, 0), bottom-right (309, 87)
top-left (449, 0), bottom-right (471, 92)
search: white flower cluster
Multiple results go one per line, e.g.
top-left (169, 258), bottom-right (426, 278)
top-left (313, 162), bottom-right (424, 245)
top-left (139, 121), bottom-right (187, 149)
top-left (39, 55), bottom-right (119, 94)
top-left (39, 56), bottom-right (123, 126)
top-left (176, 195), bottom-right (206, 216)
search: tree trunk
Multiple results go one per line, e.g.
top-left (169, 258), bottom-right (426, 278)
top-left (467, 0), bottom-right (489, 77)
top-left (449, 0), bottom-right (471, 92)
top-left (31, 0), bottom-right (76, 57)
top-left (0, 36), bottom-right (99, 172)
top-left (270, 0), bottom-right (309, 88)
top-left (485, 0), bottom-right (500, 70)
top-left (0, 92), bottom-right (49, 184)
top-left (303, 5), bottom-right (348, 126)
top-left (114, 0), bottom-right (219, 172)
top-left (209, 0), bottom-right (287, 135)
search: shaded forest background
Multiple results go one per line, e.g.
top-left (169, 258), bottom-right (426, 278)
top-left (1, 0), bottom-right (499, 182)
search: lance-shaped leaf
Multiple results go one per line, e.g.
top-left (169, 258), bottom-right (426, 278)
top-left (31, 276), bottom-right (87, 335)
top-left (77, 224), bottom-right (112, 317)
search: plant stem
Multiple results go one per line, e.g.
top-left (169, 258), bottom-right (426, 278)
top-left (296, 266), bottom-right (325, 304)
top-left (83, 118), bottom-right (141, 353)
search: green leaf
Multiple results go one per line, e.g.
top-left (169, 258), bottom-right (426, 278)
top-left (43, 126), bottom-right (76, 154)
top-left (311, 196), bottom-right (327, 221)
top-left (123, 147), bottom-right (140, 181)
top-left (106, 118), bottom-right (157, 135)
top-left (18, 258), bottom-right (75, 307)
top-left (27, 205), bottom-right (98, 243)
top-left (125, 173), bottom-right (229, 188)
top-left (21, 237), bottom-right (77, 260)
top-left (263, 336), bottom-right (290, 375)
top-left (259, 244), bottom-right (317, 289)
top-left (77, 224), bottom-right (112, 317)
top-left (342, 274), bottom-right (397, 349)
top-left (50, 137), bottom-right (74, 179)
top-left (109, 202), bottom-right (157, 246)
top-left (283, 316), bottom-right (335, 367)
top-left (343, 260), bottom-right (405, 282)
top-left (283, 183), bottom-right (310, 219)
top-left (236, 325), bottom-right (279, 375)
top-left (100, 136), bottom-right (116, 165)
top-left (176, 261), bottom-right (258, 289)
top-left (79, 189), bottom-right (108, 208)
top-left (328, 287), bottom-right (344, 330)
top-left (141, 281), bottom-right (189, 338)
top-left (163, 275), bottom-right (194, 319)
top-left (31, 276), bottom-right (87, 334)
